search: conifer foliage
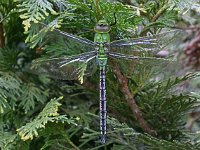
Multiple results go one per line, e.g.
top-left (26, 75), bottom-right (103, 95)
top-left (1, 0), bottom-right (200, 149)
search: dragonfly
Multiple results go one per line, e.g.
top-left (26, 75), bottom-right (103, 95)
top-left (31, 20), bottom-right (184, 143)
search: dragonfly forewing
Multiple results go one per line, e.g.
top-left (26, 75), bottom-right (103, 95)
top-left (30, 51), bottom-right (97, 80)
top-left (108, 30), bottom-right (185, 56)
top-left (32, 23), bottom-right (97, 56)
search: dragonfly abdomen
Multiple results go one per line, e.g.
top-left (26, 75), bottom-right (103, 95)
top-left (99, 66), bottom-right (107, 143)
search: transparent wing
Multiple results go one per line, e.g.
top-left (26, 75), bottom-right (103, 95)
top-left (30, 51), bottom-right (97, 80)
top-left (108, 30), bottom-right (185, 56)
top-left (108, 51), bottom-right (181, 80)
top-left (109, 52), bottom-right (167, 61)
top-left (32, 23), bottom-right (97, 56)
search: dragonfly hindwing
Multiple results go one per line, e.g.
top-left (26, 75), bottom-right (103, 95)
top-left (30, 51), bottom-right (97, 81)
top-left (77, 55), bottom-right (96, 84)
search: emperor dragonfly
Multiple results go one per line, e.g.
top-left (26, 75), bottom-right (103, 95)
top-left (31, 20), bottom-right (184, 143)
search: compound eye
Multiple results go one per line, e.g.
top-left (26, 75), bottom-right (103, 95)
top-left (94, 24), bottom-right (110, 32)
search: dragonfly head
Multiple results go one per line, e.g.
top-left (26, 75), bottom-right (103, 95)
top-left (94, 20), bottom-right (111, 33)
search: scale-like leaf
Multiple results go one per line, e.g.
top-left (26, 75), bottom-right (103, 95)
top-left (17, 97), bottom-right (77, 141)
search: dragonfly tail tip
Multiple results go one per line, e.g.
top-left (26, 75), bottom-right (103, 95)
top-left (101, 134), bottom-right (107, 144)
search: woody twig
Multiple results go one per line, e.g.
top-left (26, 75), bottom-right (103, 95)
top-left (111, 62), bottom-right (157, 136)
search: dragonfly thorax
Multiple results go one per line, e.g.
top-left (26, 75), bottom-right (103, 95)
top-left (94, 33), bottom-right (109, 67)
top-left (94, 20), bottom-right (111, 33)
top-left (94, 21), bottom-right (110, 67)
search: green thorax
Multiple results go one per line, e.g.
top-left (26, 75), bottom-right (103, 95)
top-left (94, 20), bottom-right (110, 67)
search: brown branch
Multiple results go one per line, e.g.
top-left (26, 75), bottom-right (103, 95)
top-left (0, 22), bottom-right (5, 48)
top-left (151, 5), bottom-right (168, 22)
top-left (111, 62), bottom-right (157, 136)
top-left (123, 0), bottom-right (131, 5)
top-left (172, 25), bottom-right (200, 31)
top-left (94, 0), bottom-right (101, 21)
top-left (83, 79), bottom-right (97, 91)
